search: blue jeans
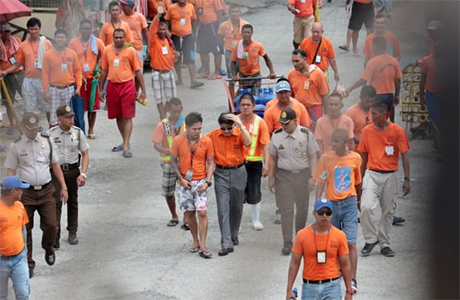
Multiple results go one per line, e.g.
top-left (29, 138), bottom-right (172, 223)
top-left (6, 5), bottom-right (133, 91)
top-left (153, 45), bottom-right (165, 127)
top-left (376, 93), bottom-right (394, 112)
top-left (0, 249), bottom-right (30, 300)
top-left (330, 196), bottom-right (359, 244)
top-left (302, 279), bottom-right (342, 300)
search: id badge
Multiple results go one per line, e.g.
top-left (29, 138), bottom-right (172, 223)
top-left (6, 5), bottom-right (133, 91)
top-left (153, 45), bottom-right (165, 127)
top-left (83, 63), bottom-right (90, 72)
top-left (36, 155), bottom-right (45, 163)
top-left (304, 79), bottom-right (310, 90)
top-left (185, 169), bottom-right (194, 181)
top-left (316, 55), bottom-right (321, 64)
top-left (301, 0), bottom-right (306, 3)
top-left (385, 145), bottom-right (394, 156)
top-left (317, 251), bottom-right (327, 264)
top-left (113, 59), bottom-right (119, 67)
top-left (242, 52), bottom-right (249, 59)
top-left (197, 8), bottom-right (203, 15)
top-left (34, 59), bottom-right (39, 69)
top-left (61, 63), bottom-right (68, 71)
top-left (231, 40), bottom-right (237, 48)
top-left (162, 46), bottom-right (168, 55)
top-left (9, 57), bottom-right (17, 65)
top-left (180, 18), bottom-right (186, 26)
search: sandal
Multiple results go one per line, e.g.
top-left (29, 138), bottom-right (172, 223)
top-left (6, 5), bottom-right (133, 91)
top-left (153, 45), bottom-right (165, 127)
top-left (181, 223), bottom-right (190, 231)
top-left (338, 45), bottom-right (349, 51)
top-left (190, 82), bottom-right (204, 89)
top-left (122, 149), bottom-right (133, 158)
top-left (199, 249), bottom-right (212, 259)
top-left (207, 74), bottom-right (222, 80)
top-left (112, 145), bottom-right (123, 152)
top-left (88, 133), bottom-right (96, 139)
top-left (197, 74), bottom-right (210, 79)
top-left (167, 219), bottom-right (179, 227)
top-left (189, 246), bottom-right (200, 253)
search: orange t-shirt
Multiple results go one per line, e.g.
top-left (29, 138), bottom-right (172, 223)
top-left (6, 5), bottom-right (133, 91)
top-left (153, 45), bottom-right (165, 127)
top-left (165, 3), bottom-right (197, 37)
top-left (288, 0), bottom-right (314, 17)
top-left (120, 12), bottom-right (148, 51)
top-left (230, 40), bottom-right (266, 76)
top-left (100, 45), bottom-right (141, 83)
top-left (171, 134), bottom-right (214, 180)
top-left (68, 36), bottom-right (105, 80)
top-left (16, 38), bottom-right (53, 78)
top-left (345, 103), bottom-right (373, 141)
top-left (0, 201), bottom-right (29, 256)
top-left (148, 0), bottom-right (170, 18)
top-left (361, 54), bottom-right (402, 94)
top-left (363, 32), bottom-right (401, 59)
top-left (99, 21), bottom-right (133, 46)
top-left (313, 151), bottom-right (362, 200)
top-left (151, 118), bottom-right (186, 162)
top-left (41, 47), bottom-right (82, 92)
top-left (288, 67), bottom-right (330, 107)
top-left (264, 99), bottom-right (312, 133)
top-left (196, 0), bottom-right (223, 24)
top-left (421, 55), bottom-right (441, 93)
top-left (217, 18), bottom-right (249, 51)
top-left (241, 115), bottom-right (270, 159)
top-left (207, 127), bottom-right (246, 166)
top-left (292, 225), bottom-right (349, 281)
top-left (357, 122), bottom-right (410, 171)
top-left (0, 37), bottom-right (23, 73)
top-left (149, 35), bottom-right (175, 71)
top-left (315, 114), bottom-right (354, 152)
top-left (299, 36), bottom-right (335, 71)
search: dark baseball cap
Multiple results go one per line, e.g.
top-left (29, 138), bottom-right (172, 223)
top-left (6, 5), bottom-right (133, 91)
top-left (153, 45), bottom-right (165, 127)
top-left (56, 105), bottom-right (75, 118)
top-left (120, 0), bottom-right (135, 7)
top-left (277, 108), bottom-right (297, 124)
top-left (21, 112), bottom-right (40, 129)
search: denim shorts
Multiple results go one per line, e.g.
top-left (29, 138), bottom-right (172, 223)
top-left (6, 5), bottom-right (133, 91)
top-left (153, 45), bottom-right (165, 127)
top-left (330, 196), bottom-right (359, 244)
top-left (301, 278), bottom-right (342, 300)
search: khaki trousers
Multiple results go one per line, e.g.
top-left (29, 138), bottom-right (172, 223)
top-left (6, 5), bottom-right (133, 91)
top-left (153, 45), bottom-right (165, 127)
top-left (293, 15), bottom-right (315, 44)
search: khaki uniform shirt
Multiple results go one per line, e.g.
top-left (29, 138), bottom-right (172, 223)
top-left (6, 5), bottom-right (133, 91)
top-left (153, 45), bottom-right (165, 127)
top-left (48, 125), bottom-right (89, 165)
top-left (269, 125), bottom-right (319, 171)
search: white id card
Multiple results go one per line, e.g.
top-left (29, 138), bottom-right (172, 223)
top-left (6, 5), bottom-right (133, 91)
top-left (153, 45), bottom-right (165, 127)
top-left (180, 18), bottom-right (186, 26)
top-left (242, 52), bottom-right (249, 59)
top-left (385, 145), bottom-right (394, 156)
top-left (83, 63), bottom-right (90, 72)
top-left (317, 251), bottom-right (326, 264)
top-left (9, 57), bottom-right (17, 65)
top-left (113, 59), bottom-right (119, 67)
top-left (301, 0), bottom-right (306, 3)
top-left (61, 63), bottom-right (68, 71)
top-left (316, 55), bottom-right (321, 64)
top-left (162, 46), bottom-right (168, 55)
top-left (34, 59), bottom-right (39, 69)
top-left (231, 40), bottom-right (237, 48)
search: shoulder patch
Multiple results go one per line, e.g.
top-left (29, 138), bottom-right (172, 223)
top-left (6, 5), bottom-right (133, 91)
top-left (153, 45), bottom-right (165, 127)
top-left (13, 136), bottom-right (21, 143)
top-left (274, 128), bottom-right (282, 134)
top-left (41, 133), bottom-right (50, 138)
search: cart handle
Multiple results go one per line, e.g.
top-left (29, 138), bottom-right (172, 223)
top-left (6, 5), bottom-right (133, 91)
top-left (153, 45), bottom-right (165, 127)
top-left (225, 75), bottom-right (283, 82)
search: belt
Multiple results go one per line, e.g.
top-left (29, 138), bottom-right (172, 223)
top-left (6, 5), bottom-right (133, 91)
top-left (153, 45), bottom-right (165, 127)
top-left (0, 249), bottom-right (24, 260)
top-left (245, 160), bottom-right (263, 164)
top-left (303, 277), bottom-right (340, 284)
top-left (152, 69), bottom-right (170, 73)
top-left (50, 83), bottom-right (75, 89)
top-left (61, 162), bottom-right (79, 171)
top-left (369, 169), bottom-right (396, 174)
top-left (216, 163), bottom-right (244, 170)
top-left (28, 181), bottom-right (51, 191)
top-left (278, 168), bottom-right (309, 174)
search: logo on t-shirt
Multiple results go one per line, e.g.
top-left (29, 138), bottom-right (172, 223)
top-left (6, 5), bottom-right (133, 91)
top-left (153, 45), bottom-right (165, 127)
top-left (334, 167), bottom-right (351, 194)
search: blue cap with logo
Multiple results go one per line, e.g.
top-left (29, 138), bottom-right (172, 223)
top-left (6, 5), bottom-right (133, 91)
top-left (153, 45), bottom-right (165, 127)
top-left (120, 0), bottom-right (135, 7)
top-left (1, 176), bottom-right (30, 190)
top-left (314, 198), bottom-right (333, 211)
top-left (275, 81), bottom-right (291, 93)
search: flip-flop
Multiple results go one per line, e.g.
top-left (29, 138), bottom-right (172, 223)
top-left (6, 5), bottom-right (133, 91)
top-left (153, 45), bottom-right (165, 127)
top-left (190, 82), bottom-right (204, 89)
top-left (338, 45), bottom-right (349, 51)
top-left (199, 249), bottom-right (212, 259)
top-left (189, 246), bottom-right (200, 253)
top-left (122, 149), bottom-right (133, 158)
top-left (112, 145), bottom-right (123, 152)
top-left (88, 133), bottom-right (96, 139)
top-left (167, 219), bottom-right (179, 227)
top-left (181, 223), bottom-right (190, 231)
top-left (207, 74), bottom-right (222, 80)
top-left (197, 74), bottom-right (210, 79)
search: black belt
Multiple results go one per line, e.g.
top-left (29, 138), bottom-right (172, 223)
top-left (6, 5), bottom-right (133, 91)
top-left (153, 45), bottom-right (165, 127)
top-left (50, 83), bottom-right (75, 89)
top-left (369, 169), bottom-right (396, 174)
top-left (28, 181), bottom-right (51, 191)
top-left (61, 163), bottom-right (79, 171)
top-left (303, 277), bottom-right (340, 284)
top-left (216, 163), bottom-right (244, 170)
top-left (0, 249), bottom-right (24, 260)
top-left (244, 161), bottom-right (263, 164)
top-left (152, 69), bottom-right (170, 73)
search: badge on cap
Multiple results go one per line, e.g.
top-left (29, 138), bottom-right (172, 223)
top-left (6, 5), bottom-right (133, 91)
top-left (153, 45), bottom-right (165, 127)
top-left (65, 106), bottom-right (71, 112)
top-left (29, 116), bottom-right (36, 124)
top-left (281, 111), bottom-right (287, 118)
top-left (280, 82), bottom-right (286, 88)
top-left (321, 199), bottom-right (327, 203)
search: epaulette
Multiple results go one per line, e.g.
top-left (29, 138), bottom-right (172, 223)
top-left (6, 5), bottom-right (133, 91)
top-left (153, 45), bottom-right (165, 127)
top-left (13, 136), bottom-right (21, 143)
top-left (300, 127), bottom-right (310, 133)
top-left (41, 133), bottom-right (50, 138)
top-left (48, 126), bottom-right (58, 132)
top-left (274, 128), bottom-right (282, 134)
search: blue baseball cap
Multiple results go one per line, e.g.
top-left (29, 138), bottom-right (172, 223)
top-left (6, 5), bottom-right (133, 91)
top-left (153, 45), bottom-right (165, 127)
top-left (275, 81), bottom-right (290, 93)
top-left (1, 176), bottom-right (30, 190)
top-left (120, 0), bottom-right (135, 7)
top-left (314, 198), bottom-right (333, 212)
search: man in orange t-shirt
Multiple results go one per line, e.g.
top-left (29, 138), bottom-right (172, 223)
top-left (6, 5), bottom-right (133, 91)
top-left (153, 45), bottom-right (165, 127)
top-left (99, 1), bottom-right (133, 46)
top-left (207, 113), bottom-right (251, 256)
top-left (42, 29), bottom-right (83, 127)
top-left (0, 176), bottom-right (30, 299)
top-left (345, 85), bottom-right (375, 146)
top-left (171, 112), bottom-right (214, 259)
top-left (286, 198), bottom-right (354, 300)
top-left (358, 101), bottom-right (410, 257)
top-left (99, 29), bottom-right (146, 158)
top-left (299, 22), bottom-right (340, 82)
top-left (346, 36), bottom-right (401, 122)
top-left (288, 49), bottom-right (329, 128)
top-left (287, 0), bottom-right (315, 49)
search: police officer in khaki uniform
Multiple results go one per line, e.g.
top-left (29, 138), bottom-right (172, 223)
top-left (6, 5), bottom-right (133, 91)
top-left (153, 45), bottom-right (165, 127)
top-left (48, 105), bottom-right (89, 248)
top-left (268, 108), bottom-right (319, 255)
top-left (4, 112), bottom-right (68, 278)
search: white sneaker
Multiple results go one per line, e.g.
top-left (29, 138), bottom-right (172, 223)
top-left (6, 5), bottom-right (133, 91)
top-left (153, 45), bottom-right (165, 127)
top-left (253, 220), bottom-right (264, 231)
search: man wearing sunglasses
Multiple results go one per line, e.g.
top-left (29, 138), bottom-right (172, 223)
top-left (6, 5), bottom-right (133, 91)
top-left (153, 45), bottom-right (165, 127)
top-left (207, 113), bottom-right (251, 256)
top-left (268, 108), bottom-right (318, 255)
top-left (286, 198), bottom-right (354, 300)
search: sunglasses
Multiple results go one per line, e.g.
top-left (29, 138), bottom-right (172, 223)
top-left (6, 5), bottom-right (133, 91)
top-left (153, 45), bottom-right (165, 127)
top-left (220, 127), bottom-right (233, 131)
top-left (317, 210), bottom-right (332, 216)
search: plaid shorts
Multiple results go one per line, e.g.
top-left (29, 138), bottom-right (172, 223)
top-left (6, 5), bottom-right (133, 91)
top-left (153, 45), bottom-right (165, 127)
top-left (161, 162), bottom-right (177, 197)
top-left (177, 179), bottom-right (208, 212)
top-left (152, 70), bottom-right (176, 104)
top-left (22, 77), bottom-right (49, 113)
top-left (49, 85), bottom-right (75, 126)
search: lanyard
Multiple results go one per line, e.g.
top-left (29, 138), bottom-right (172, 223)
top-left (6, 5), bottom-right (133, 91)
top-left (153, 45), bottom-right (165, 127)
top-left (312, 225), bottom-right (331, 251)
top-left (178, 5), bottom-right (186, 18)
top-left (328, 115), bottom-right (341, 130)
top-left (59, 48), bottom-right (68, 64)
top-left (187, 136), bottom-right (200, 167)
top-left (80, 38), bottom-right (90, 61)
top-left (111, 20), bottom-right (121, 31)
top-left (30, 40), bottom-right (39, 59)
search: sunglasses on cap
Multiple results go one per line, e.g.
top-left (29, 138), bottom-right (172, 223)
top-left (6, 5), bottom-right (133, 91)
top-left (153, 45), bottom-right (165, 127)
top-left (317, 210), bottom-right (332, 216)
top-left (220, 126), bottom-right (233, 131)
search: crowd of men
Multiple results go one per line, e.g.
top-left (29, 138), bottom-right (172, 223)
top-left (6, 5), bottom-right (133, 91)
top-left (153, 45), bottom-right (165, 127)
top-left (0, 0), bottom-right (443, 299)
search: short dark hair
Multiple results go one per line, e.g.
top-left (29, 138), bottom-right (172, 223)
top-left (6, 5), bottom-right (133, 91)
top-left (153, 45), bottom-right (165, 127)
top-left (55, 28), bottom-right (68, 38)
top-left (374, 13), bottom-right (386, 20)
top-left (371, 101), bottom-right (388, 111)
top-left (0, 189), bottom-right (13, 197)
top-left (159, 16), bottom-right (168, 26)
top-left (292, 49), bottom-right (306, 58)
top-left (372, 36), bottom-right (387, 52)
top-left (328, 92), bottom-right (343, 101)
top-left (167, 97), bottom-right (182, 107)
top-left (277, 77), bottom-right (289, 84)
top-left (109, 1), bottom-right (120, 10)
top-left (240, 93), bottom-right (255, 105)
top-left (360, 85), bottom-right (377, 98)
top-left (229, 4), bottom-right (241, 11)
top-left (113, 28), bottom-right (125, 37)
top-left (26, 17), bottom-right (41, 29)
top-left (242, 24), bottom-right (253, 32)
top-left (185, 112), bottom-right (203, 127)
top-left (218, 113), bottom-right (234, 125)
top-left (80, 19), bottom-right (92, 27)
top-left (331, 128), bottom-right (348, 142)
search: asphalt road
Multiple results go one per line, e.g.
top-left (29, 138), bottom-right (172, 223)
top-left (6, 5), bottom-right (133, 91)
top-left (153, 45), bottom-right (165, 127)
top-left (0, 1), bottom-right (438, 299)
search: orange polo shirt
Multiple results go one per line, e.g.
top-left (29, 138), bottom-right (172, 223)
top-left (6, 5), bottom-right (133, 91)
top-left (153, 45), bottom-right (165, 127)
top-left (151, 118), bottom-right (186, 162)
top-left (230, 40), bottom-right (266, 76)
top-left (288, 67), bottom-right (330, 107)
top-left (299, 36), bottom-right (335, 71)
top-left (120, 12), bottom-right (148, 51)
top-left (363, 32), bottom-right (401, 59)
top-left (288, 0), bottom-right (314, 17)
top-left (217, 18), bottom-right (249, 51)
top-left (345, 103), bottom-right (373, 141)
top-left (0, 201), bottom-right (29, 256)
top-left (16, 38), bottom-right (53, 78)
top-left (149, 35), bottom-right (175, 71)
top-left (100, 45), bottom-right (141, 83)
top-left (240, 115), bottom-right (270, 159)
top-left (0, 37), bottom-right (23, 73)
top-left (165, 3), bottom-right (197, 37)
top-left (207, 127), bottom-right (246, 166)
top-left (41, 47), bottom-right (82, 93)
top-left (196, 0), bottom-right (223, 24)
top-left (99, 20), bottom-right (133, 46)
top-left (361, 54), bottom-right (402, 94)
top-left (314, 114), bottom-right (354, 152)
top-left (264, 99), bottom-right (312, 134)
top-left (68, 36), bottom-right (105, 80)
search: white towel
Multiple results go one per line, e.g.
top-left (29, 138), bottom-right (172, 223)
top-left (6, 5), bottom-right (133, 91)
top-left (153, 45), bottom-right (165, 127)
top-left (35, 36), bottom-right (46, 69)
top-left (236, 40), bottom-right (244, 59)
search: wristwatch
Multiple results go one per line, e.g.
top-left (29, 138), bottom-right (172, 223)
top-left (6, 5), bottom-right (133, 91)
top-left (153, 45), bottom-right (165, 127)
top-left (205, 180), bottom-right (212, 187)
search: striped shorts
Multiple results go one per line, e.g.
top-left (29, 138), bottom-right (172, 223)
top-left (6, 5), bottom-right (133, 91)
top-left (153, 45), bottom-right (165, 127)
top-left (152, 70), bottom-right (176, 104)
top-left (22, 77), bottom-right (49, 113)
top-left (161, 162), bottom-right (177, 197)
top-left (49, 85), bottom-right (75, 126)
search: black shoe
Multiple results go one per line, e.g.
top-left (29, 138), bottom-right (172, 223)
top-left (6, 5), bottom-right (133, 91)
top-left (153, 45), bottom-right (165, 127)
top-left (218, 248), bottom-right (234, 256)
top-left (45, 250), bottom-right (56, 266)
top-left (282, 242), bottom-right (292, 256)
top-left (68, 232), bottom-right (79, 245)
top-left (380, 246), bottom-right (395, 257)
top-left (392, 216), bottom-right (405, 225)
top-left (361, 241), bottom-right (378, 256)
top-left (351, 279), bottom-right (358, 293)
top-left (54, 238), bottom-right (60, 250)
top-left (29, 267), bottom-right (34, 279)
top-left (231, 237), bottom-right (239, 246)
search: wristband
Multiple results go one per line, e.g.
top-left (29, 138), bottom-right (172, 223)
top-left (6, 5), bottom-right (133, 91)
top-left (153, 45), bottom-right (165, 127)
top-left (240, 125), bottom-right (247, 130)
top-left (81, 173), bottom-right (87, 179)
top-left (346, 289), bottom-right (354, 295)
top-left (62, 187), bottom-right (68, 191)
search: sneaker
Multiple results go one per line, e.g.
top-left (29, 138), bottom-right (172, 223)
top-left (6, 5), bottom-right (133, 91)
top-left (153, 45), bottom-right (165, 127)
top-left (68, 232), bottom-right (79, 245)
top-left (361, 241), bottom-right (378, 256)
top-left (380, 246), bottom-right (395, 257)
top-left (351, 279), bottom-right (358, 293)
top-left (274, 214), bottom-right (282, 224)
top-left (392, 216), bottom-right (406, 225)
top-left (282, 242), bottom-right (292, 256)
